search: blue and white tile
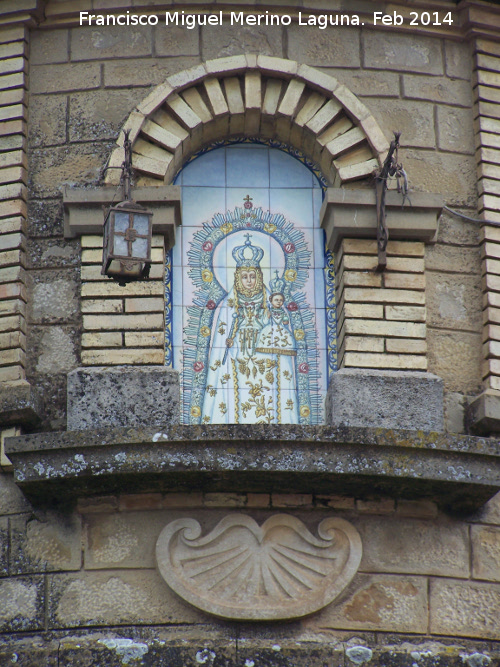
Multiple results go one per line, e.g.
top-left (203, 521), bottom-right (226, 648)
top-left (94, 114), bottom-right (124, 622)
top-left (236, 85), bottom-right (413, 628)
top-left (270, 149), bottom-right (314, 189)
top-left (227, 146), bottom-right (270, 188)
top-left (182, 147), bottom-right (226, 186)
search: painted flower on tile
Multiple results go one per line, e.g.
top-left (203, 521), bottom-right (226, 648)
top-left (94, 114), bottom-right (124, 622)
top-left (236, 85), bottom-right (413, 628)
top-left (300, 406), bottom-right (310, 418)
top-left (200, 326), bottom-right (211, 337)
top-left (294, 329), bottom-right (305, 341)
top-left (284, 242), bottom-right (295, 254)
top-left (264, 223), bottom-right (277, 234)
top-left (221, 222), bottom-right (233, 234)
top-left (190, 406), bottom-right (201, 417)
top-left (202, 241), bottom-right (213, 252)
top-left (298, 363), bottom-right (309, 374)
top-left (284, 269), bottom-right (297, 282)
top-left (206, 300), bottom-right (216, 310)
top-left (193, 361), bottom-right (204, 372)
top-left (201, 269), bottom-right (213, 282)
top-left (287, 302), bottom-right (298, 312)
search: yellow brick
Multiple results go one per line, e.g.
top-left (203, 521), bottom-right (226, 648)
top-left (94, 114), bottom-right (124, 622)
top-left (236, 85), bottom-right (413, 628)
top-left (344, 351), bottom-right (427, 370)
top-left (345, 319), bottom-right (426, 338)
top-left (0, 265), bottom-right (25, 284)
top-left (343, 303), bottom-right (384, 319)
top-left (483, 241), bottom-right (500, 260)
top-left (0, 216), bottom-right (26, 234)
top-left (81, 281), bottom-right (164, 298)
top-left (384, 272), bottom-right (426, 290)
top-left (82, 348), bottom-right (164, 365)
top-left (483, 323), bottom-right (500, 342)
top-left (484, 307), bottom-right (500, 326)
top-left (125, 297), bottom-right (164, 313)
top-left (0, 249), bottom-right (24, 268)
top-left (0, 232), bottom-right (23, 251)
top-left (484, 273), bottom-right (500, 293)
top-left (484, 340), bottom-right (500, 359)
top-left (0, 364), bottom-right (24, 382)
top-left (386, 338), bottom-right (427, 354)
top-left (81, 299), bottom-right (123, 314)
top-left (83, 313), bottom-right (164, 331)
top-left (488, 375), bottom-right (500, 392)
top-left (344, 336), bottom-right (384, 352)
top-left (483, 358), bottom-right (500, 379)
top-left (81, 332), bottom-right (123, 348)
top-left (0, 314), bottom-right (25, 333)
top-left (124, 331), bottom-right (164, 347)
top-left (342, 238), bottom-right (424, 257)
top-left (342, 254), bottom-right (425, 273)
top-left (483, 257), bottom-right (500, 276)
top-left (385, 305), bottom-right (426, 322)
top-left (0, 330), bottom-right (24, 350)
top-left (344, 287), bottom-right (425, 305)
top-left (340, 271), bottom-right (382, 288)
top-left (0, 299), bottom-right (25, 317)
top-left (0, 348), bottom-right (25, 366)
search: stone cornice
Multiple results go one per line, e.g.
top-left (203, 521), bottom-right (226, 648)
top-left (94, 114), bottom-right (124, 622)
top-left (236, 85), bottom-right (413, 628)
top-left (5, 424), bottom-right (500, 513)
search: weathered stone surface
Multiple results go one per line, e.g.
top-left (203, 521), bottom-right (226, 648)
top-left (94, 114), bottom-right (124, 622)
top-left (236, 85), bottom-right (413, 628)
top-left (444, 392), bottom-right (466, 434)
top-left (27, 198), bottom-right (64, 237)
top-left (307, 574), bottom-right (428, 633)
top-left (29, 143), bottom-right (111, 198)
top-left (67, 366), bottom-right (180, 430)
top-left (6, 426), bottom-right (499, 513)
top-left (437, 106), bottom-right (475, 154)
top-left (10, 511), bottom-right (82, 574)
top-left (70, 25), bottom-right (153, 61)
top-left (445, 40), bottom-right (472, 80)
top-left (0, 575), bottom-right (45, 632)
top-left (68, 89), bottom-right (145, 143)
top-left (426, 273), bottom-right (482, 333)
top-left (30, 63), bottom-right (101, 95)
top-left (84, 510), bottom-right (167, 569)
top-left (104, 56), bottom-right (201, 88)
top-left (472, 525), bottom-right (500, 583)
top-left (156, 514), bottom-right (362, 620)
top-left (0, 516), bottom-right (8, 576)
top-left (325, 369), bottom-right (444, 431)
top-left (28, 272), bottom-right (79, 324)
top-left (30, 29), bottom-right (69, 65)
top-left (0, 382), bottom-right (43, 428)
top-left (155, 26), bottom-right (200, 57)
top-left (427, 330), bottom-right (482, 394)
top-left (26, 239), bottom-right (80, 270)
top-left (367, 99), bottom-right (436, 149)
top-left (24, 374), bottom-right (68, 433)
top-left (32, 326), bottom-right (78, 375)
top-left (324, 68), bottom-right (399, 98)
top-left (427, 243), bottom-right (481, 277)
top-left (0, 471), bottom-right (31, 514)
top-left (357, 517), bottom-right (469, 577)
top-left (364, 31), bottom-right (443, 75)
top-left (202, 25), bottom-right (282, 59)
top-left (29, 95), bottom-right (67, 148)
top-left (0, 637), bottom-right (58, 666)
top-left (287, 26), bottom-right (360, 67)
top-left (403, 75), bottom-right (472, 106)
top-left (48, 570), bottom-right (204, 628)
top-left (436, 209), bottom-right (480, 246)
top-left (430, 579), bottom-right (500, 639)
top-left (401, 149), bottom-right (476, 207)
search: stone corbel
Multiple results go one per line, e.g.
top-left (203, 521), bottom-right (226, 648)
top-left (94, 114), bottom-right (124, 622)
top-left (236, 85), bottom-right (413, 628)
top-left (63, 185), bottom-right (182, 248)
top-left (320, 188), bottom-right (443, 251)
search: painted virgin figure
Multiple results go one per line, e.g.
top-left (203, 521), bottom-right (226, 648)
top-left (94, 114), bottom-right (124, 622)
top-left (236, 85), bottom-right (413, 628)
top-left (202, 234), bottom-right (299, 424)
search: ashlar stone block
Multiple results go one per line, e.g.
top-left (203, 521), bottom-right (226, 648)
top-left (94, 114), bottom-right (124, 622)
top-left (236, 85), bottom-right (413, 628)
top-left (67, 366), bottom-right (180, 430)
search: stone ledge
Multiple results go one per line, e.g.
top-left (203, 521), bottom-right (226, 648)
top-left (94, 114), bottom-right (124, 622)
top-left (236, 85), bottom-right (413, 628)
top-left (63, 185), bottom-right (181, 247)
top-left (320, 188), bottom-right (443, 252)
top-left (0, 632), bottom-right (498, 666)
top-left (0, 381), bottom-right (42, 429)
top-left (469, 389), bottom-right (500, 435)
top-left (4, 424), bottom-right (500, 513)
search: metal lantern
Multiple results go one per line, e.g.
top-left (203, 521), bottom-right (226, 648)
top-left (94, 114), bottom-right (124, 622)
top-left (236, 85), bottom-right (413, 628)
top-left (102, 131), bottom-right (153, 285)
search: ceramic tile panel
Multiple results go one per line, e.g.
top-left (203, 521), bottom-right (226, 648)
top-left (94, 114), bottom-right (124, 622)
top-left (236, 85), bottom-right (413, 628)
top-left (168, 143), bottom-right (335, 425)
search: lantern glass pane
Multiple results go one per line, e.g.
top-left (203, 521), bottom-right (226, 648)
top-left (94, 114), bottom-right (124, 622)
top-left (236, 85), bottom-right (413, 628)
top-left (134, 214), bottom-right (150, 236)
top-left (132, 237), bottom-right (148, 258)
top-left (113, 235), bottom-right (128, 256)
top-left (115, 211), bottom-right (129, 233)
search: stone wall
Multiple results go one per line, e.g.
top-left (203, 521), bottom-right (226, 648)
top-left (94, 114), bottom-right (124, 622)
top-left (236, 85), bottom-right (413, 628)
top-left (1, 474), bottom-right (500, 643)
top-left (21, 3), bottom-right (481, 432)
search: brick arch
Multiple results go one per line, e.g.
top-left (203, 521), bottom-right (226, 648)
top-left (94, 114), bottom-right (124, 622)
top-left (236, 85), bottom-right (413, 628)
top-left (104, 56), bottom-right (389, 187)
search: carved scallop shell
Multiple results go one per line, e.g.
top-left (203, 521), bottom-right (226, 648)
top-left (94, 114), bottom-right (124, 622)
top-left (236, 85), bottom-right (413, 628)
top-left (156, 514), bottom-right (362, 620)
